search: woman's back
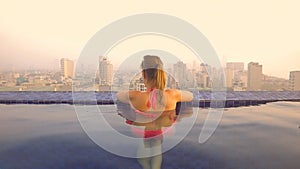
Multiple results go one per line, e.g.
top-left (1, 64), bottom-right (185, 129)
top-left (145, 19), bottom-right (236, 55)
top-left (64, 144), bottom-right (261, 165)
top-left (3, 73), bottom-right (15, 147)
top-left (128, 89), bottom-right (184, 112)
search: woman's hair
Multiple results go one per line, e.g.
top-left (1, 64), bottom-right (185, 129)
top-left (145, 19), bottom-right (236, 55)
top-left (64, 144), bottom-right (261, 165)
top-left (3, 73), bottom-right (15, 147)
top-left (141, 55), bottom-right (166, 90)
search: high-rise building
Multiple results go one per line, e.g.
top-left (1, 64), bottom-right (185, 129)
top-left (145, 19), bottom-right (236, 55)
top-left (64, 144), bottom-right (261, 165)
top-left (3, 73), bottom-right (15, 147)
top-left (198, 72), bottom-right (211, 89)
top-left (233, 70), bottom-right (247, 91)
top-left (173, 61), bottom-right (187, 88)
top-left (199, 63), bottom-right (211, 75)
top-left (99, 57), bottom-right (113, 86)
top-left (130, 77), bottom-right (146, 91)
top-left (186, 68), bottom-right (196, 88)
top-left (247, 62), bottom-right (263, 91)
top-left (225, 68), bottom-right (234, 88)
top-left (194, 63), bottom-right (212, 89)
top-left (226, 62), bottom-right (247, 90)
top-left (289, 71), bottom-right (300, 91)
top-left (60, 58), bottom-right (74, 79)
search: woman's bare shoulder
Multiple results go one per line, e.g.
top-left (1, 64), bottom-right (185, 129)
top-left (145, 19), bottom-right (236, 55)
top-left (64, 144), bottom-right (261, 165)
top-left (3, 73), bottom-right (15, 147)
top-left (165, 89), bottom-right (193, 102)
top-left (165, 88), bottom-right (179, 93)
top-left (128, 90), bottom-right (144, 98)
top-left (165, 89), bottom-right (181, 98)
top-left (128, 90), bottom-right (142, 95)
top-left (117, 90), bottom-right (144, 103)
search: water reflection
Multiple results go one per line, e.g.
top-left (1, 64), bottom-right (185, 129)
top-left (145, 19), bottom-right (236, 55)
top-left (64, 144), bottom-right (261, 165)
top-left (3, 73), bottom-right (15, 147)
top-left (117, 102), bottom-right (193, 169)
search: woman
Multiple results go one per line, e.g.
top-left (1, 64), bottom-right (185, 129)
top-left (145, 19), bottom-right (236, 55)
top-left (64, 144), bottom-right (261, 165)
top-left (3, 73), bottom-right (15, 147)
top-left (117, 55), bottom-right (193, 169)
top-left (117, 55), bottom-right (193, 112)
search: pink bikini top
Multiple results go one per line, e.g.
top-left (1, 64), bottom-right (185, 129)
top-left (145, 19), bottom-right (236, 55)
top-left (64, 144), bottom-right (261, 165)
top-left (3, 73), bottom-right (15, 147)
top-left (125, 88), bottom-right (176, 138)
top-left (135, 87), bottom-right (158, 118)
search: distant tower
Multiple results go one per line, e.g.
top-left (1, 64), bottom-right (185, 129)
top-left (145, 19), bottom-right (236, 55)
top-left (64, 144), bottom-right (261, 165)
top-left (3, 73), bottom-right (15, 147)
top-left (247, 62), bottom-right (263, 91)
top-left (131, 77), bottom-right (146, 91)
top-left (198, 63), bottom-right (212, 89)
top-left (60, 58), bottom-right (74, 79)
top-left (199, 63), bottom-right (211, 75)
top-left (289, 71), bottom-right (300, 91)
top-left (99, 57), bottom-right (113, 85)
top-left (225, 68), bottom-right (234, 88)
top-left (226, 62), bottom-right (246, 90)
top-left (173, 61), bottom-right (187, 88)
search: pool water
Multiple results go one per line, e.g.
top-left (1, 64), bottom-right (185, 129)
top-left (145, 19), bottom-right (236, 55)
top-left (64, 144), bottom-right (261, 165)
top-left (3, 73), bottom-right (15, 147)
top-left (0, 102), bottom-right (300, 169)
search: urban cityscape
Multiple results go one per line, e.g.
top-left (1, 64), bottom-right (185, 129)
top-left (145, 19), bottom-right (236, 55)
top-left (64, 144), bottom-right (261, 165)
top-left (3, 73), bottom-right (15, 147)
top-left (1, 1), bottom-right (300, 168)
top-left (0, 56), bottom-right (299, 92)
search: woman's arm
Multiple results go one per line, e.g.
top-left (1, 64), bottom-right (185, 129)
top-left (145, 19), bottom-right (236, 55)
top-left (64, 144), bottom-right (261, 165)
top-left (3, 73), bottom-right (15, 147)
top-left (116, 91), bottom-right (130, 103)
top-left (179, 90), bottom-right (193, 102)
top-left (166, 89), bottom-right (193, 102)
top-left (116, 90), bottom-right (140, 104)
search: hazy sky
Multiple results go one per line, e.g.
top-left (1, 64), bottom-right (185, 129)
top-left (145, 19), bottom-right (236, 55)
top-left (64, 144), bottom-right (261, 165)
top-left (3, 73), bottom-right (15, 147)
top-left (0, 0), bottom-right (299, 78)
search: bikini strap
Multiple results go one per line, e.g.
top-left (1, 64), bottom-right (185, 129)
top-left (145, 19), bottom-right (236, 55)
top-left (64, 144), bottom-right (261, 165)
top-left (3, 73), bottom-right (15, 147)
top-left (147, 88), bottom-right (157, 109)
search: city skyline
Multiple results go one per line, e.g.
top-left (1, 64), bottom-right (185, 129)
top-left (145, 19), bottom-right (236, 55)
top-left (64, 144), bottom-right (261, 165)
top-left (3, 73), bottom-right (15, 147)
top-left (0, 45), bottom-right (299, 80)
top-left (0, 57), bottom-right (297, 92)
top-left (0, 58), bottom-right (296, 80)
top-left (1, 1), bottom-right (300, 79)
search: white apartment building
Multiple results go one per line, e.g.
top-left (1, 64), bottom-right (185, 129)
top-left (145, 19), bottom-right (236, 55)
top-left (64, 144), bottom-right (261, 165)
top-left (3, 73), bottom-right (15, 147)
top-left (60, 58), bottom-right (74, 79)
top-left (247, 62), bottom-right (263, 91)
top-left (99, 57), bottom-right (113, 86)
top-left (289, 71), bottom-right (300, 91)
